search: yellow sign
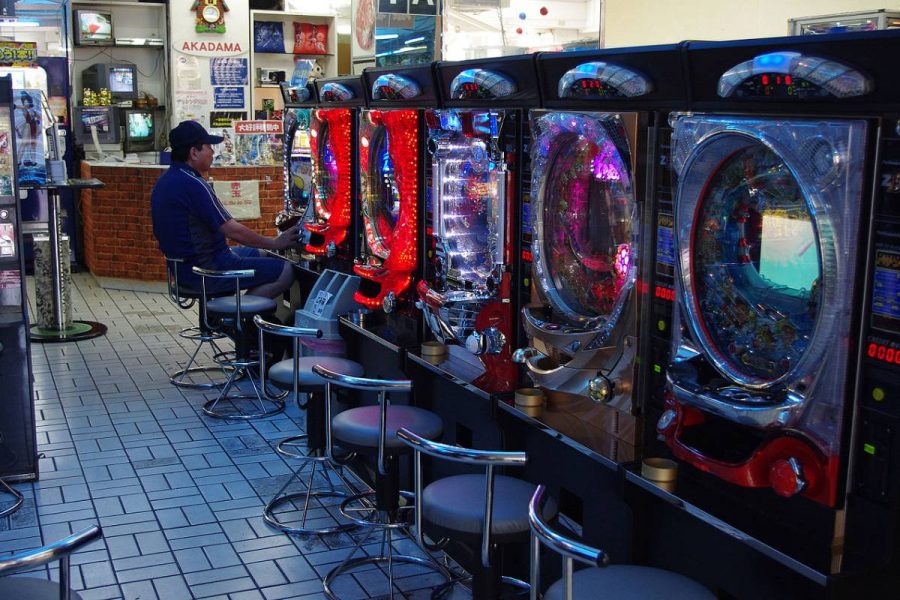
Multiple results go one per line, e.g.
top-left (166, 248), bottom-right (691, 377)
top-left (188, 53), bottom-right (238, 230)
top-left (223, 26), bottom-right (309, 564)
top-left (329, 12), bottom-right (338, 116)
top-left (0, 42), bottom-right (37, 66)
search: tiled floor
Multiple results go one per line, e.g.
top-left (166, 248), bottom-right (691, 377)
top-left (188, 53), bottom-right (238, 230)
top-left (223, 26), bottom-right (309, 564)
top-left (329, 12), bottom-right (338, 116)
top-left (0, 273), bottom-right (465, 600)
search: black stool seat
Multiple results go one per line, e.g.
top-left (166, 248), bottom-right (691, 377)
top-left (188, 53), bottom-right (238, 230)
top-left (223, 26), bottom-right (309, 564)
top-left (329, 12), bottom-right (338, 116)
top-left (333, 405), bottom-right (443, 450)
top-left (269, 356), bottom-right (364, 389)
top-left (207, 294), bottom-right (277, 315)
top-left (544, 565), bottom-right (716, 600)
top-left (424, 474), bottom-right (557, 542)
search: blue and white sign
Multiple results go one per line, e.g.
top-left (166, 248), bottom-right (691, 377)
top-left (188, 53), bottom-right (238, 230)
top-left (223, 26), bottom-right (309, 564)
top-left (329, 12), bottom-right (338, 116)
top-left (214, 86), bottom-right (245, 109)
top-left (210, 57), bottom-right (249, 86)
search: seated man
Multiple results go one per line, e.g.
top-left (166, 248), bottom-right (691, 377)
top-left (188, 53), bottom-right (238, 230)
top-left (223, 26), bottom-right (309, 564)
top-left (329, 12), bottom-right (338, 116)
top-left (152, 120), bottom-right (299, 298)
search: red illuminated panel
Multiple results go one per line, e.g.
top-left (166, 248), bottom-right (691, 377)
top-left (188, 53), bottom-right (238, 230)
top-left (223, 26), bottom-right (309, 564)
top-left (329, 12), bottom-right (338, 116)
top-left (867, 342), bottom-right (900, 366)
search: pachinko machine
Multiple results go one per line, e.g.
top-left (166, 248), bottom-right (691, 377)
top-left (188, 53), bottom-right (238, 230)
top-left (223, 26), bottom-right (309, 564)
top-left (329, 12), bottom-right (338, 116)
top-left (353, 65), bottom-right (437, 315)
top-left (644, 31), bottom-right (900, 586)
top-left (306, 75), bottom-right (365, 267)
top-left (514, 45), bottom-right (687, 460)
top-left (276, 82), bottom-right (317, 260)
top-left (417, 56), bottom-right (540, 393)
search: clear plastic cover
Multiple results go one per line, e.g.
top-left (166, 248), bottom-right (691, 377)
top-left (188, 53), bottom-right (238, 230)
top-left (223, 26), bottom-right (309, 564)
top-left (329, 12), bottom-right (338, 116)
top-left (530, 111), bottom-right (637, 330)
top-left (671, 115), bottom-right (867, 452)
top-left (317, 130), bottom-right (338, 214)
top-left (364, 125), bottom-right (400, 257)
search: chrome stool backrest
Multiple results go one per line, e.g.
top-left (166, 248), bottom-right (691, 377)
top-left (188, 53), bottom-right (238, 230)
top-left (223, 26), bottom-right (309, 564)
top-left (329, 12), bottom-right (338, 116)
top-left (528, 485), bottom-right (608, 600)
top-left (192, 266), bottom-right (255, 336)
top-left (397, 428), bottom-right (527, 571)
top-left (165, 257), bottom-right (195, 309)
top-left (312, 364), bottom-right (412, 476)
top-left (254, 314), bottom-right (322, 402)
top-left (0, 525), bottom-right (103, 600)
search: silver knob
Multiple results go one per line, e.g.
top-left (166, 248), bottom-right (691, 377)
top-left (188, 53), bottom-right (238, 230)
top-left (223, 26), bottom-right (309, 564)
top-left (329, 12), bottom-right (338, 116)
top-left (326, 241), bottom-right (337, 257)
top-left (383, 292), bottom-right (397, 314)
top-left (512, 347), bottom-right (538, 363)
top-left (657, 409), bottom-right (676, 432)
top-left (465, 327), bottom-right (506, 355)
top-left (589, 375), bottom-right (614, 403)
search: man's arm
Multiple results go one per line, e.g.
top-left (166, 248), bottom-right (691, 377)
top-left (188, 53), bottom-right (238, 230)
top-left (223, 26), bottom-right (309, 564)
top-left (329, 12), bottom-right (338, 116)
top-left (220, 219), bottom-right (299, 250)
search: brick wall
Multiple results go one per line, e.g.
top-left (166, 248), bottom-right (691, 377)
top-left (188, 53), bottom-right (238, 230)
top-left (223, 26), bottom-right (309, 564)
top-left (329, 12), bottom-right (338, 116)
top-left (80, 162), bottom-right (284, 282)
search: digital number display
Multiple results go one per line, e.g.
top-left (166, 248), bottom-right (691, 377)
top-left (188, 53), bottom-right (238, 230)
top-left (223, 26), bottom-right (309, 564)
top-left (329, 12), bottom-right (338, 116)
top-left (458, 82), bottom-right (492, 99)
top-left (378, 85), bottom-right (401, 100)
top-left (654, 285), bottom-right (676, 302)
top-left (322, 91), bottom-right (336, 101)
top-left (867, 342), bottom-right (900, 366)
top-left (567, 78), bottom-right (623, 98)
top-left (734, 73), bottom-right (831, 99)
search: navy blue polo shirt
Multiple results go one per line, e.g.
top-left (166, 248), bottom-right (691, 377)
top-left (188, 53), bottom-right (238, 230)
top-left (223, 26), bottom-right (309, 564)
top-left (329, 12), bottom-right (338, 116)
top-left (151, 162), bottom-right (232, 264)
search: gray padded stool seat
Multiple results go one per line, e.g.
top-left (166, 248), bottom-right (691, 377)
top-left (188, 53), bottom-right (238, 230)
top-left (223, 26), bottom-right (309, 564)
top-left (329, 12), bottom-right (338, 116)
top-left (206, 295), bottom-right (277, 316)
top-left (423, 474), bottom-right (557, 543)
top-left (0, 578), bottom-right (86, 599)
top-left (544, 565), bottom-right (716, 600)
top-left (268, 356), bottom-right (364, 389)
top-left (332, 406), bottom-right (443, 452)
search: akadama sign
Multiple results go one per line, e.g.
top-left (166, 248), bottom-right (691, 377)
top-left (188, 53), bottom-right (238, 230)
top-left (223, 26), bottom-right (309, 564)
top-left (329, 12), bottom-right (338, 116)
top-left (172, 39), bottom-right (244, 57)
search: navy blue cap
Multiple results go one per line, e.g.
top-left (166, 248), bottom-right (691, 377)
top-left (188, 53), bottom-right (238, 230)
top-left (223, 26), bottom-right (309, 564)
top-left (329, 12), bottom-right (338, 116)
top-left (169, 120), bottom-right (224, 150)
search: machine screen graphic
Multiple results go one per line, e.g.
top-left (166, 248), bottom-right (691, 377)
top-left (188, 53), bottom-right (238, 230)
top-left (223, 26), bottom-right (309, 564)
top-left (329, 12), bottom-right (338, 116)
top-left (565, 78), bottom-right (624, 98)
top-left (871, 249), bottom-right (900, 333)
top-left (544, 134), bottom-right (633, 316)
top-left (317, 132), bottom-right (338, 211)
top-left (369, 128), bottom-right (400, 247)
top-left (691, 144), bottom-right (820, 381)
top-left (434, 129), bottom-right (505, 287)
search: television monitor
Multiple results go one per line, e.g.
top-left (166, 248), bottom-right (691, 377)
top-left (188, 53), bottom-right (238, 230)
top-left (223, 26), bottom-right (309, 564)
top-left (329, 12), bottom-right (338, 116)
top-left (280, 81), bottom-right (312, 105)
top-left (72, 106), bottom-right (121, 145)
top-left (81, 63), bottom-right (138, 103)
top-left (122, 108), bottom-right (156, 153)
top-left (73, 10), bottom-right (113, 46)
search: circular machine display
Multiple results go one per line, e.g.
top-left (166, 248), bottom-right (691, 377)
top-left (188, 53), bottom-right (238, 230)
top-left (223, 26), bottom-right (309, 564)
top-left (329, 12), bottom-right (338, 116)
top-left (689, 143), bottom-right (821, 384)
top-left (316, 126), bottom-right (339, 215)
top-left (366, 126), bottom-right (401, 253)
top-left (532, 112), bottom-right (636, 327)
top-left (437, 135), bottom-right (504, 288)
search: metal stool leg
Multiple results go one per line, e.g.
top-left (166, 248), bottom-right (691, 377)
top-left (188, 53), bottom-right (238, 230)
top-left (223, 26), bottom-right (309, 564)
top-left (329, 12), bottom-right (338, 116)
top-left (202, 359), bottom-right (286, 420)
top-left (0, 479), bottom-right (24, 518)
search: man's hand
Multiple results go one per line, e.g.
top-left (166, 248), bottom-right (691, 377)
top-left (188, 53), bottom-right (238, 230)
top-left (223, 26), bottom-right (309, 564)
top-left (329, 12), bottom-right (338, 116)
top-left (273, 223), bottom-right (301, 250)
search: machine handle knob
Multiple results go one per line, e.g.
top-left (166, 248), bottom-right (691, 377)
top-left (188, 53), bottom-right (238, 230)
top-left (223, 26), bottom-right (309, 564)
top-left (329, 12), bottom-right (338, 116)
top-left (383, 292), bottom-right (397, 314)
top-left (656, 409), bottom-right (677, 433)
top-left (589, 374), bottom-right (614, 403)
top-left (465, 327), bottom-right (506, 356)
top-left (326, 241), bottom-right (337, 257)
top-left (769, 457), bottom-right (807, 498)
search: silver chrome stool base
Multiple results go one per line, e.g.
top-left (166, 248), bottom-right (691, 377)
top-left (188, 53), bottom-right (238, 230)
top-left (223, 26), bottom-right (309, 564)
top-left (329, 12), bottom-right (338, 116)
top-left (323, 523), bottom-right (451, 600)
top-left (339, 490), bottom-right (417, 529)
top-left (0, 478), bottom-right (24, 518)
top-left (264, 441), bottom-right (359, 536)
top-left (202, 352), bottom-right (287, 420)
top-left (169, 327), bottom-right (232, 389)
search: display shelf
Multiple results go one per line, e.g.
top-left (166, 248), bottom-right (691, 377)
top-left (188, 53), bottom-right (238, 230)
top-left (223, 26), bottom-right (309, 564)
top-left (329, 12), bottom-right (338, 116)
top-left (250, 8), bottom-right (337, 113)
top-left (72, 1), bottom-right (169, 112)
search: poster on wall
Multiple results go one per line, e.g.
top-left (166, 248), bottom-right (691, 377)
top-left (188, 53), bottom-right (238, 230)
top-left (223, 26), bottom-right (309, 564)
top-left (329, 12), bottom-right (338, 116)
top-left (13, 89), bottom-right (46, 186)
top-left (214, 180), bottom-right (260, 220)
top-left (174, 90), bottom-right (211, 127)
top-left (351, 0), bottom-right (376, 70)
top-left (233, 120), bottom-right (282, 166)
top-left (214, 87), bottom-right (245, 109)
top-left (210, 57), bottom-right (249, 86)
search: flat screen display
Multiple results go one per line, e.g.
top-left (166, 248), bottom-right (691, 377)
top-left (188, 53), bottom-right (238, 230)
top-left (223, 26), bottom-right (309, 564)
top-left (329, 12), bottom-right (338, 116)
top-left (758, 213), bottom-right (819, 290)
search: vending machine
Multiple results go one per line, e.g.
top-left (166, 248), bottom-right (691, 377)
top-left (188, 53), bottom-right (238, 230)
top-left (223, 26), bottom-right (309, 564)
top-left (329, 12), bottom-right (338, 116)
top-left (306, 75), bottom-right (365, 270)
top-left (276, 81), bottom-right (317, 262)
top-left (355, 64), bottom-right (437, 321)
top-left (642, 31), bottom-right (900, 591)
top-left (417, 55), bottom-right (539, 393)
top-left (0, 76), bottom-right (38, 486)
top-left (516, 45), bottom-right (687, 460)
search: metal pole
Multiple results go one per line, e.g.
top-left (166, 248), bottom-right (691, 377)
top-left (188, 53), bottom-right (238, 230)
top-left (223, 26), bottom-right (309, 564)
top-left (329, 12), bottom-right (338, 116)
top-left (47, 190), bottom-right (64, 332)
top-left (59, 553), bottom-right (71, 600)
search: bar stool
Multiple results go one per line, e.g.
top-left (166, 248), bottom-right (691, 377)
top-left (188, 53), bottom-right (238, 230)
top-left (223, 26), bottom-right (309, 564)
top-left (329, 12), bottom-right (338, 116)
top-left (0, 479), bottom-right (23, 517)
top-left (528, 486), bottom-right (715, 600)
top-left (164, 257), bottom-right (231, 389)
top-left (193, 266), bottom-right (286, 420)
top-left (254, 314), bottom-right (364, 535)
top-left (0, 524), bottom-right (102, 599)
top-left (313, 365), bottom-right (448, 600)
top-left (397, 428), bottom-right (557, 600)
